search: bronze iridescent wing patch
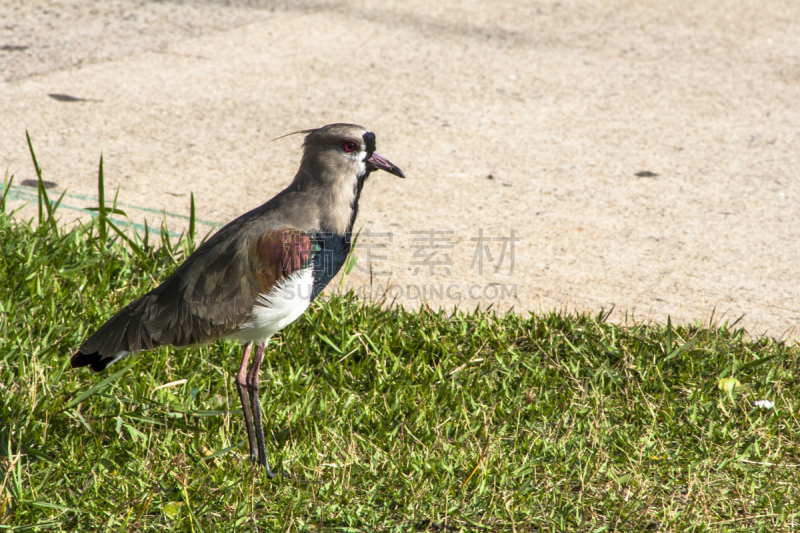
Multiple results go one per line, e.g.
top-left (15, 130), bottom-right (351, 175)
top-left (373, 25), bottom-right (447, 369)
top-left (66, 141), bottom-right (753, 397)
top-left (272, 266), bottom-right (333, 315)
top-left (248, 228), bottom-right (313, 295)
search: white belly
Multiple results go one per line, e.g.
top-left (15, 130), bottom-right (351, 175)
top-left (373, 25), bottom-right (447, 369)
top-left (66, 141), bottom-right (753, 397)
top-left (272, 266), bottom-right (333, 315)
top-left (224, 267), bottom-right (314, 343)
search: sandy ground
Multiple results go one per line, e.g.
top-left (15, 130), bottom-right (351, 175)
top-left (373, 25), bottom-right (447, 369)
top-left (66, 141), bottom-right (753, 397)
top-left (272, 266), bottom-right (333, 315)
top-left (1, 0), bottom-right (798, 339)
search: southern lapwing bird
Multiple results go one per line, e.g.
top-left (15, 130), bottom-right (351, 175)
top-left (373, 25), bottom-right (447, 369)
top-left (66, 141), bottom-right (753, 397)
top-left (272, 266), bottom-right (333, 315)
top-left (71, 124), bottom-right (404, 477)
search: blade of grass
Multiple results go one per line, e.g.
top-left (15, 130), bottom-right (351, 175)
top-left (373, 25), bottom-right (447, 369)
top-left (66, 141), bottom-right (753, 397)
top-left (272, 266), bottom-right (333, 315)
top-left (338, 226), bottom-right (362, 292)
top-left (104, 216), bottom-right (149, 263)
top-left (0, 170), bottom-right (13, 213)
top-left (97, 153), bottom-right (106, 246)
top-left (84, 207), bottom-right (128, 216)
top-left (181, 484), bottom-right (204, 533)
top-left (64, 359), bottom-right (137, 410)
top-left (664, 337), bottom-right (698, 363)
top-left (186, 192), bottom-right (196, 254)
top-left (143, 218), bottom-right (150, 253)
top-left (201, 441), bottom-right (245, 461)
top-left (26, 131), bottom-right (58, 232)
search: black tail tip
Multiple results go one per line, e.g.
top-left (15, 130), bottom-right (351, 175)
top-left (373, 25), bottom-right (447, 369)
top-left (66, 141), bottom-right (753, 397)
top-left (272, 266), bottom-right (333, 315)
top-left (71, 350), bottom-right (110, 372)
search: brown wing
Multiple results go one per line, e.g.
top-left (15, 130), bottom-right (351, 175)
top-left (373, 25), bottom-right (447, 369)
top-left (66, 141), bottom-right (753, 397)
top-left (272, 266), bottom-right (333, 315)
top-left (71, 227), bottom-right (312, 371)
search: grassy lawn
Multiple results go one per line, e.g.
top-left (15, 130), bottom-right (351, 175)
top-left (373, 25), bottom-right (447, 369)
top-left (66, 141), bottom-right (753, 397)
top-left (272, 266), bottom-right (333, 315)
top-left (1, 154), bottom-right (799, 532)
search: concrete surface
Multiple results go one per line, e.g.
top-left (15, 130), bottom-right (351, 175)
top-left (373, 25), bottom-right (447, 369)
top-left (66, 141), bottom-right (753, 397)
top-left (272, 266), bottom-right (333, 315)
top-left (1, 0), bottom-right (798, 338)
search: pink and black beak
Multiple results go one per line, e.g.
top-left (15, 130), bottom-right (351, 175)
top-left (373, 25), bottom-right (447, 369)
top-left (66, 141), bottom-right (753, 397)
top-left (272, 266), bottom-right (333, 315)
top-left (367, 152), bottom-right (405, 178)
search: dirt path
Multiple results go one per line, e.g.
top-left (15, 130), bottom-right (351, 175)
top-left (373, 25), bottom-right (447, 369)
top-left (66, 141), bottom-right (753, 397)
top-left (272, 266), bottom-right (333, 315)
top-left (2, 0), bottom-right (798, 338)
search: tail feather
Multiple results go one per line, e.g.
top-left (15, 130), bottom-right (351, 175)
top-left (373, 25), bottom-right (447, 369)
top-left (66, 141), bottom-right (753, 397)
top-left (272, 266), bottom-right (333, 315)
top-left (70, 348), bottom-right (130, 372)
top-left (71, 295), bottom-right (161, 372)
top-left (72, 272), bottom-right (237, 372)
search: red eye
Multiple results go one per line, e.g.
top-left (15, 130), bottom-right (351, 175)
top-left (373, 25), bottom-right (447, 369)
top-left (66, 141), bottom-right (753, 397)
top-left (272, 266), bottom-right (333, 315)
top-left (342, 141), bottom-right (358, 153)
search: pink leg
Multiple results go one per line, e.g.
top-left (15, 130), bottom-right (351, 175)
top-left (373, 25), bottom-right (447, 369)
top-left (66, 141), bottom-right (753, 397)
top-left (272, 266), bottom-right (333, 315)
top-left (234, 342), bottom-right (258, 463)
top-left (246, 341), bottom-right (274, 478)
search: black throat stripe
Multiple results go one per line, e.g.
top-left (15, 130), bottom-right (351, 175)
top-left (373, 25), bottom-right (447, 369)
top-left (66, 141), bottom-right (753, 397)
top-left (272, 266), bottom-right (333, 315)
top-left (362, 131), bottom-right (376, 155)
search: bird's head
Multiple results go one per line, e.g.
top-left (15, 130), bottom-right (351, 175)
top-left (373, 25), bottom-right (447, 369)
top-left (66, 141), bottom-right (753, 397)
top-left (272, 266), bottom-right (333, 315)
top-left (295, 123), bottom-right (405, 187)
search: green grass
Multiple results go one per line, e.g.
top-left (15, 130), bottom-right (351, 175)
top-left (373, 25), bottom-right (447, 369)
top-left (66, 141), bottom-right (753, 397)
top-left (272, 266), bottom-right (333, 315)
top-left (1, 141), bottom-right (799, 532)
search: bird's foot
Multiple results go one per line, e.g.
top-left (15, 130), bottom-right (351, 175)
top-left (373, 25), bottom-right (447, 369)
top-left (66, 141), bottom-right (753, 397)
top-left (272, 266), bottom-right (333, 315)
top-left (247, 455), bottom-right (276, 479)
top-left (246, 459), bottom-right (318, 483)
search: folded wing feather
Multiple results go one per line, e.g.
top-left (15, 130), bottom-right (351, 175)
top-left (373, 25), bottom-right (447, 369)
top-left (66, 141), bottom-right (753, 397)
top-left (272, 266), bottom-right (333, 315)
top-left (71, 227), bottom-right (313, 371)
